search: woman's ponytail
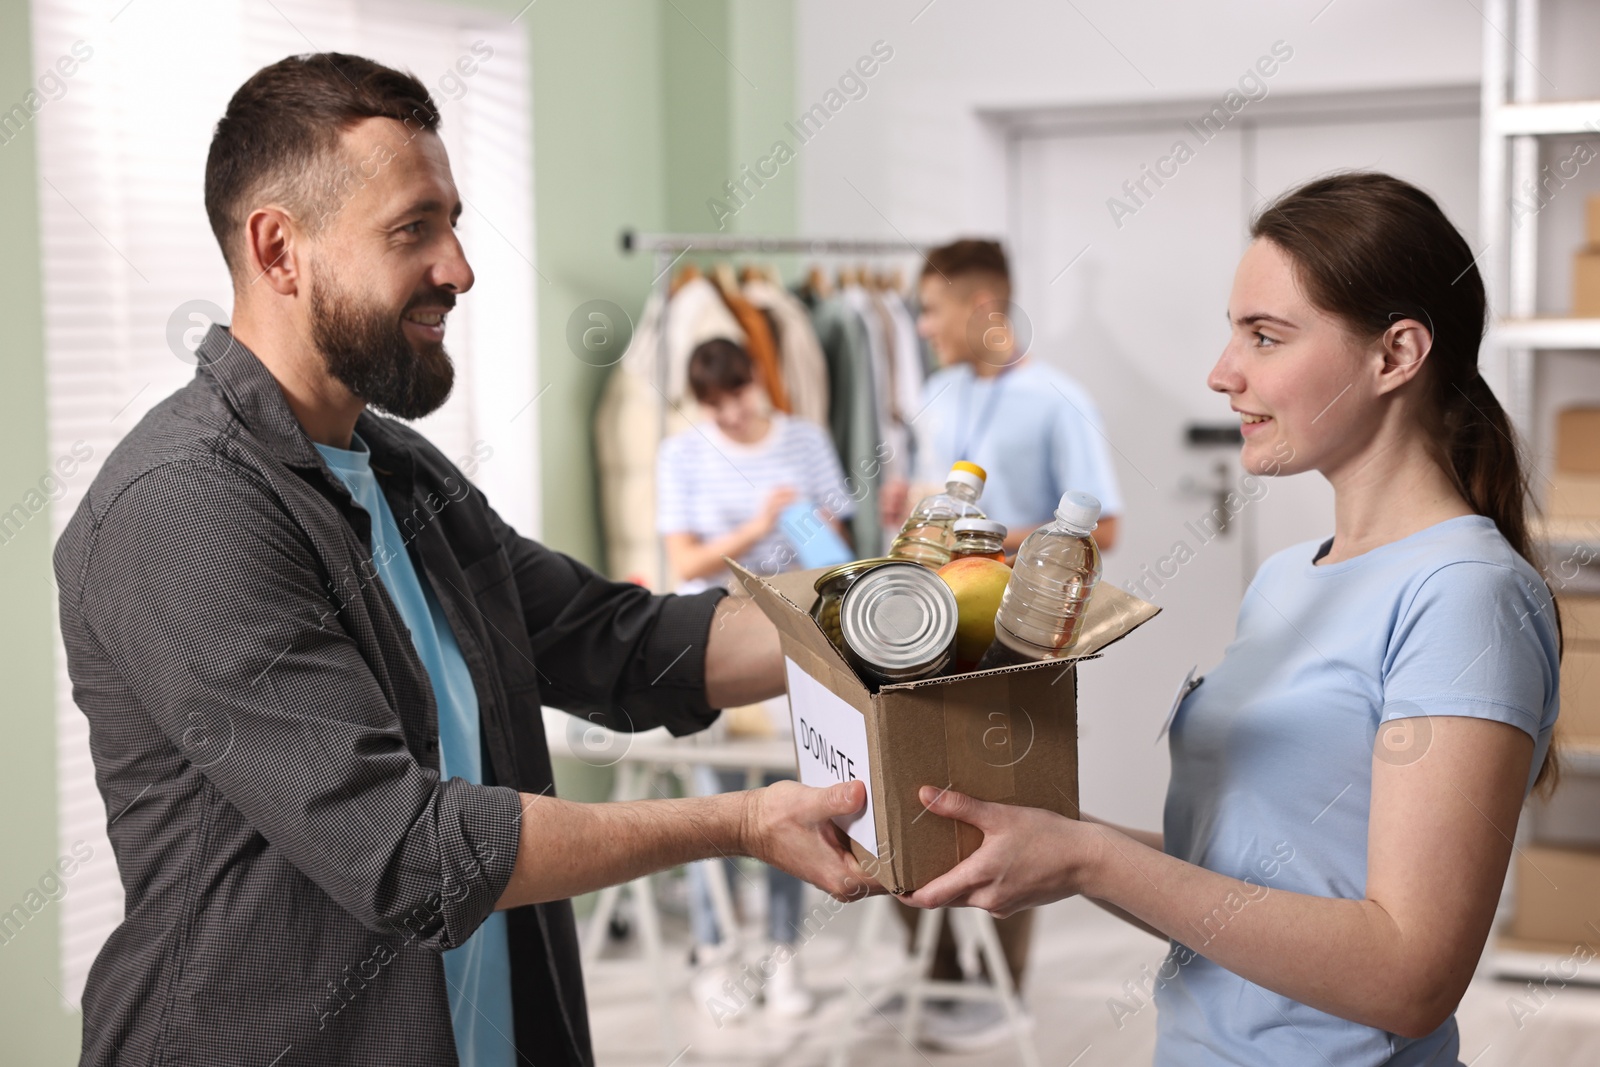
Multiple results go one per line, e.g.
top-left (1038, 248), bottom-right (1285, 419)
top-left (1447, 373), bottom-right (1534, 563)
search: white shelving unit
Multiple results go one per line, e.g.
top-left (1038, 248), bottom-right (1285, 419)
top-left (1490, 318), bottom-right (1600, 352)
top-left (1478, 0), bottom-right (1600, 430)
top-left (1479, 0), bottom-right (1600, 981)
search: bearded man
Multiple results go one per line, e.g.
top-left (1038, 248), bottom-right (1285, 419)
top-left (54, 53), bottom-right (873, 1067)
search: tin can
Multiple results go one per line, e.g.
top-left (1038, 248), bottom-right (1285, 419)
top-left (810, 558), bottom-right (895, 654)
top-left (838, 560), bottom-right (958, 685)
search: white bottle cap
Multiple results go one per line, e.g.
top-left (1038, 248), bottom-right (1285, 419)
top-left (953, 518), bottom-right (1007, 536)
top-left (946, 465), bottom-right (985, 495)
top-left (1054, 491), bottom-right (1101, 535)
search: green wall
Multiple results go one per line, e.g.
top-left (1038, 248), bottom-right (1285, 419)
top-left (0, 0), bottom-right (794, 1060)
top-left (0, 0), bottom-right (81, 1060)
top-left (546, 0), bottom-right (797, 566)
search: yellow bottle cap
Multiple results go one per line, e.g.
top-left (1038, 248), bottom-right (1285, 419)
top-left (951, 460), bottom-right (987, 482)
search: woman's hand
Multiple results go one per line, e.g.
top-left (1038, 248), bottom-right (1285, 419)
top-left (745, 485), bottom-right (799, 538)
top-left (897, 785), bottom-right (1106, 918)
top-left (663, 485), bottom-right (799, 582)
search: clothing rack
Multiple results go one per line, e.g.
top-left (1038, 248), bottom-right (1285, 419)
top-left (619, 230), bottom-right (928, 588)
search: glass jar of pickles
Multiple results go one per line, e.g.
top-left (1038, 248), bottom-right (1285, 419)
top-left (810, 558), bottom-right (895, 654)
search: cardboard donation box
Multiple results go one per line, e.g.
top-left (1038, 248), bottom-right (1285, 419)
top-left (730, 560), bottom-right (1160, 894)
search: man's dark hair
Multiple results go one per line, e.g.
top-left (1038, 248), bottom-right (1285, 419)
top-left (921, 238), bottom-right (1011, 303)
top-left (687, 339), bottom-right (755, 402)
top-left (205, 53), bottom-right (440, 280)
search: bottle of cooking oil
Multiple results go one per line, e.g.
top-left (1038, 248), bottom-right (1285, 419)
top-left (888, 462), bottom-right (988, 568)
top-left (977, 491), bottom-right (1102, 668)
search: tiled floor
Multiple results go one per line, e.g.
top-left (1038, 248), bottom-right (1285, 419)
top-left (580, 879), bottom-right (1600, 1066)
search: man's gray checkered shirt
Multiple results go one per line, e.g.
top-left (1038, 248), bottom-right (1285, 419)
top-left (53, 325), bottom-right (726, 1066)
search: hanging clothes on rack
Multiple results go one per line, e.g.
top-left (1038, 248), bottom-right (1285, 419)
top-left (879, 285), bottom-right (926, 480)
top-left (611, 231), bottom-right (930, 586)
top-left (594, 275), bottom-right (746, 587)
top-left (798, 277), bottom-right (884, 557)
top-left (743, 273), bottom-right (830, 428)
top-left (665, 269), bottom-right (749, 406)
top-left (711, 265), bottom-right (790, 414)
top-left (839, 277), bottom-right (901, 554)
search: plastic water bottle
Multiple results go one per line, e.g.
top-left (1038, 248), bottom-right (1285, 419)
top-left (888, 462), bottom-right (988, 568)
top-left (977, 491), bottom-right (1102, 667)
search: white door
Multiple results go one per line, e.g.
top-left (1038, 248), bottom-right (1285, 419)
top-left (1009, 99), bottom-right (1480, 828)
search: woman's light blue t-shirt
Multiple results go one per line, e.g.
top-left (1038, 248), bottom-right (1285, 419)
top-left (316, 434), bottom-right (515, 1067)
top-left (1155, 515), bottom-right (1559, 1067)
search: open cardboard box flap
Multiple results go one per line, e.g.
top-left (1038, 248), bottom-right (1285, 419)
top-left (727, 559), bottom-right (1161, 892)
top-left (730, 560), bottom-right (1160, 680)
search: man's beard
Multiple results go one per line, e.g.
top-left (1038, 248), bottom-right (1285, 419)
top-left (309, 271), bottom-right (456, 420)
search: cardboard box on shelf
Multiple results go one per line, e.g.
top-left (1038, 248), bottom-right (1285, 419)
top-left (1509, 843), bottom-right (1600, 947)
top-left (1559, 594), bottom-right (1600, 748)
top-left (1558, 644), bottom-right (1600, 745)
top-left (731, 559), bottom-right (1159, 894)
top-left (1546, 471), bottom-right (1600, 521)
top-left (1588, 193), bottom-right (1600, 249)
top-left (1561, 595), bottom-right (1600, 645)
top-left (1575, 251), bottom-right (1600, 318)
top-left (1557, 408), bottom-right (1600, 474)
top-left (1524, 771), bottom-right (1600, 850)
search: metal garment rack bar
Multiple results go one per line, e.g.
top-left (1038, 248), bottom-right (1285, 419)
top-left (620, 229), bottom-right (927, 257)
top-left (618, 230), bottom-right (927, 589)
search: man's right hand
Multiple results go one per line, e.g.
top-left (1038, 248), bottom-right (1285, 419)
top-left (742, 780), bottom-right (886, 902)
top-left (494, 777), bottom-right (887, 910)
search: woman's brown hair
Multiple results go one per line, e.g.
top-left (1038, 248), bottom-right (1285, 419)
top-left (687, 338), bottom-right (755, 403)
top-left (1251, 171), bottom-right (1561, 794)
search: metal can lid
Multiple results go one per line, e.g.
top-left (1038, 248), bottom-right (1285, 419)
top-left (812, 557), bottom-right (896, 595)
top-left (953, 518), bottom-right (1007, 536)
top-left (839, 561), bottom-right (957, 671)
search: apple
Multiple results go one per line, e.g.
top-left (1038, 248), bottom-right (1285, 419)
top-left (937, 556), bottom-right (1012, 670)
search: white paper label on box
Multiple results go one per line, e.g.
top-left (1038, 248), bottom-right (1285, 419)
top-left (783, 656), bottom-right (878, 855)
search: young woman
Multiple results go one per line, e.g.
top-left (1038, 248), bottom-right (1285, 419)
top-left (657, 338), bottom-right (858, 1018)
top-left (657, 338), bottom-right (854, 593)
top-left (900, 172), bottom-right (1563, 1065)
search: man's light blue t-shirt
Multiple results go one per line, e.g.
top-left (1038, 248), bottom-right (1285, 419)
top-left (909, 360), bottom-right (1123, 532)
top-left (316, 434), bottom-right (515, 1067)
top-left (1155, 515), bottom-right (1559, 1066)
